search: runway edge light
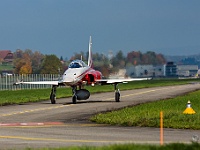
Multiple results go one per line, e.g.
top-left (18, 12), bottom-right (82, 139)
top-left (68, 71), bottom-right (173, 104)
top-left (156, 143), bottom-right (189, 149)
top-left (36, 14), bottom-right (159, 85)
top-left (183, 100), bottom-right (196, 114)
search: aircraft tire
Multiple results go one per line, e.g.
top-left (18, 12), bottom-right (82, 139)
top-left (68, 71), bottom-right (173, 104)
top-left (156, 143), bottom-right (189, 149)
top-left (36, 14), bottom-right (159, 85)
top-left (72, 95), bottom-right (77, 104)
top-left (115, 92), bottom-right (120, 102)
top-left (50, 94), bottom-right (56, 104)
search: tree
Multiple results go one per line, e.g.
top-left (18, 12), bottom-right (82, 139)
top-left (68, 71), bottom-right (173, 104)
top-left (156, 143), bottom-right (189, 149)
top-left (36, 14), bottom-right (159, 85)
top-left (70, 51), bottom-right (86, 61)
top-left (14, 49), bottom-right (23, 58)
top-left (127, 51), bottom-right (166, 65)
top-left (60, 56), bottom-right (63, 61)
top-left (19, 63), bottom-right (32, 74)
top-left (13, 49), bottom-right (44, 74)
top-left (156, 54), bottom-right (166, 64)
top-left (14, 53), bottom-right (32, 74)
top-left (111, 50), bottom-right (126, 69)
top-left (146, 51), bottom-right (157, 65)
top-left (40, 55), bottom-right (63, 74)
top-left (127, 51), bottom-right (142, 65)
top-left (31, 51), bottom-right (44, 73)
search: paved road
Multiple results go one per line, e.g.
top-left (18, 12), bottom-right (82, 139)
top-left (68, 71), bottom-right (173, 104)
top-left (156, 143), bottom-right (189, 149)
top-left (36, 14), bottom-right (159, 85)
top-left (1, 84), bottom-right (200, 149)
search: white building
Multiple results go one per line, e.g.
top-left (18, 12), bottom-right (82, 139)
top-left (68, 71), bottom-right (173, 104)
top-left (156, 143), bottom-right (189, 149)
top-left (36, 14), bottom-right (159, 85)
top-left (126, 65), bottom-right (164, 77)
top-left (126, 64), bottom-right (198, 78)
top-left (177, 65), bottom-right (198, 77)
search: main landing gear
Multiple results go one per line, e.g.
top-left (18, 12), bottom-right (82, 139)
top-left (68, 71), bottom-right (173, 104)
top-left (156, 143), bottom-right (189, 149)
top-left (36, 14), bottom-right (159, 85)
top-left (50, 85), bottom-right (57, 104)
top-left (72, 84), bottom-right (120, 103)
top-left (49, 84), bottom-right (121, 104)
top-left (72, 86), bottom-right (77, 104)
top-left (114, 83), bottom-right (120, 102)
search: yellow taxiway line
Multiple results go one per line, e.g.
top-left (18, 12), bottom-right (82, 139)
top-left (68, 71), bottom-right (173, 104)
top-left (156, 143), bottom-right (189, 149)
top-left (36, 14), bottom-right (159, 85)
top-left (0, 135), bottom-right (189, 144)
top-left (0, 135), bottom-right (162, 144)
top-left (0, 105), bottom-right (71, 117)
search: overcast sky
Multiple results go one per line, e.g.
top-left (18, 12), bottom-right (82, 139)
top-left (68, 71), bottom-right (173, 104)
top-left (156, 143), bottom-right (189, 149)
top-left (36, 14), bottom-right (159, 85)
top-left (0, 0), bottom-right (200, 58)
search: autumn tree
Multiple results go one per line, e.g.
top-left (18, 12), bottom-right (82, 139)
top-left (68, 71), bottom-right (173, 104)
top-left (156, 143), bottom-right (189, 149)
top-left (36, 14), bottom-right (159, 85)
top-left (14, 53), bottom-right (32, 74)
top-left (13, 49), bottom-right (44, 74)
top-left (126, 51), bottom-right (166, 65)
top-left (127, 51), bottom-right (142, 65)
top-left (40, 55), bottom-right (63, 74)
top-left (156, 54), bottom-right (166, 64)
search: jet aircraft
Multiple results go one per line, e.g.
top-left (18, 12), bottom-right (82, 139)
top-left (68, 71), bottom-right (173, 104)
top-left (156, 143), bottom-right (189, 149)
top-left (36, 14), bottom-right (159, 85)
top-left (15, 36), bottom-right (150, 104)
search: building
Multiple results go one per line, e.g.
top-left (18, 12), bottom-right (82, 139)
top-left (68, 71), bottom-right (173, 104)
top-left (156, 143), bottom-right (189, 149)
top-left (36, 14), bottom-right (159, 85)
top-left (126, 65), bottom-right (164, 77)
top-left (113, 62), bottom-right (198, 78)
top-left (0, 50), bottom-right (14, 64)
top-left (153, 65), bottom-right (165, 77)
top-left (177, 65), bottom-right (198, 77)
top-left (163, 62), bottom-right (177, 77)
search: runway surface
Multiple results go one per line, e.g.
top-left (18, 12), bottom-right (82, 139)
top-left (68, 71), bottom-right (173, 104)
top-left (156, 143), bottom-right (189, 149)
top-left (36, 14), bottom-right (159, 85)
top-left (1, 84), bottom-right (200, 149)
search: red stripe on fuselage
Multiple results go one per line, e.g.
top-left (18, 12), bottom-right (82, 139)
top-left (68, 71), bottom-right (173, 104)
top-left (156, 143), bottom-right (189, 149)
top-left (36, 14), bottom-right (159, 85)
top-left (76, 67), bottom-right (94, 80)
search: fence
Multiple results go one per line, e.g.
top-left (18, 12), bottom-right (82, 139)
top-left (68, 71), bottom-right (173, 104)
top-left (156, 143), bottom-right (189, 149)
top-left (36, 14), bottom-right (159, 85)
top-left (0, 74), bottom-right (61, 91)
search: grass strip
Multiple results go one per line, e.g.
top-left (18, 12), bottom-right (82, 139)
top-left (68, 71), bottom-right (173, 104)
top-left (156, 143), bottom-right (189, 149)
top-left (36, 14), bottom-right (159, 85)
top-left (91, 89), bottom-right (200, 129)
top-left (23, 143), bottom-right (200, 150)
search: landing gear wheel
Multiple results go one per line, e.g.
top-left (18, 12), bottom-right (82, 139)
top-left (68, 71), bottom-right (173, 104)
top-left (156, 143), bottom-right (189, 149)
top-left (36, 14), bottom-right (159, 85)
top-left (115, 91), bottom-right (120, 102)
top-left (114, 84), bottom-right (120, 102)
top-left (50, 94), bottom-right (56, 104)
top-left (72, 95), bottom-right (77, 104)
top-left (50, 85), bottom-right (57, 104)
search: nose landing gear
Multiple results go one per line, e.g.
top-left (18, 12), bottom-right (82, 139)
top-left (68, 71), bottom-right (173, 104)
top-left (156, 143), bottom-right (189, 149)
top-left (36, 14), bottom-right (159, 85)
top-left (72, 86), bottom-right (77, 104)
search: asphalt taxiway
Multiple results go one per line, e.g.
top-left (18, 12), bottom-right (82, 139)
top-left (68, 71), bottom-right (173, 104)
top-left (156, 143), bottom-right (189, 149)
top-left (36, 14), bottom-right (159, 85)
top-left (1, 84), bottom-right (200, 149)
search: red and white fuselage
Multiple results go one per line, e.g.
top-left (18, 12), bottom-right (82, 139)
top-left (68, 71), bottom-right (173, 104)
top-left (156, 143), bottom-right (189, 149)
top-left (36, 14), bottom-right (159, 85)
top-left (62, 59), bottom-right (102, 86)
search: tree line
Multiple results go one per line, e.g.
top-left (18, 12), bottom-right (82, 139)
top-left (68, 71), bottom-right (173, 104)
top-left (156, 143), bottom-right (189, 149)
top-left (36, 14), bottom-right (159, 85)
top-left (12, 49), bottom-right (166, 77)
top-left (13, 49), bottom-right (63, 74)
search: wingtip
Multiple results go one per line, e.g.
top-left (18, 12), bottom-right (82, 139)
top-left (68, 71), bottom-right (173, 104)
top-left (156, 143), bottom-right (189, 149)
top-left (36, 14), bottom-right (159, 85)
top-left (13, 82), bottom-right (21, 85)
top-left (13, 79), bottom-right (23, 85)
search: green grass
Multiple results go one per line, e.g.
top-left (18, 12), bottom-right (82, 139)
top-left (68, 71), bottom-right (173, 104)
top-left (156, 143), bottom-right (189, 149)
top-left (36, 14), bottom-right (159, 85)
top-left (91, 89), bottom-right (200, 129)
top-left (0, 88), bottom-right (72, 105)
top-left (0, 64), bottom-right (14, 71)
top-left (23, 143), bottom-right (200, 150)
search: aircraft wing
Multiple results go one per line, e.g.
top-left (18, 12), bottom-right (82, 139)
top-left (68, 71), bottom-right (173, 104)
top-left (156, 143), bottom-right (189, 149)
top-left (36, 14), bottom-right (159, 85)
top-left (96, 77), bottom-right (151, 84)
top-left (14, 80), bottom-right (59, 85)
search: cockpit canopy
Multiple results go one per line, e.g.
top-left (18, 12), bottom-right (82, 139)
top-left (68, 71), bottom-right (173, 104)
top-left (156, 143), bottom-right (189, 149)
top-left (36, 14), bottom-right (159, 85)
top-left (68, 60), bottom-right (88, 68)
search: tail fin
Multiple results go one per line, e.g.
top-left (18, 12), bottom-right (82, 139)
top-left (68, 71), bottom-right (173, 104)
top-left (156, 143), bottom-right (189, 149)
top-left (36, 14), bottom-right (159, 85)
top-left (88, 36), bottom-right (93, 68)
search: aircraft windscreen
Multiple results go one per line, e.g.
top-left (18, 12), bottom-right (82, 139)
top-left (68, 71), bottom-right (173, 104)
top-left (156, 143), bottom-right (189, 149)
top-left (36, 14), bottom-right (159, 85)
top-left (69, 60), bottom-right (87, 68)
